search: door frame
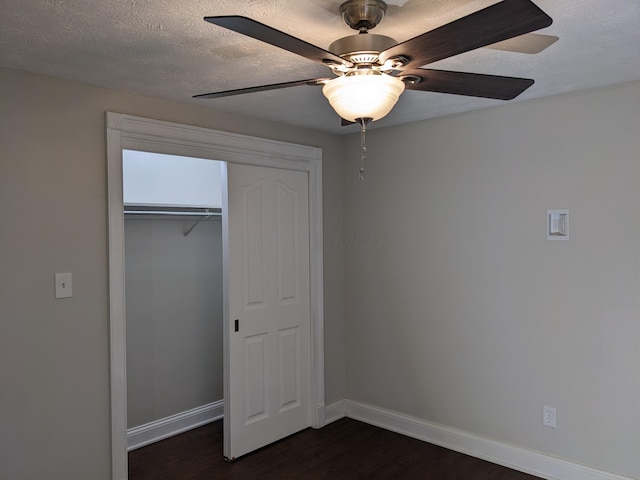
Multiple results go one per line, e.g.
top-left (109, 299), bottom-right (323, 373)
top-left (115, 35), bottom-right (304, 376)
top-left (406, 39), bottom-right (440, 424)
top-left (106, 112), bottom-right (325, 480)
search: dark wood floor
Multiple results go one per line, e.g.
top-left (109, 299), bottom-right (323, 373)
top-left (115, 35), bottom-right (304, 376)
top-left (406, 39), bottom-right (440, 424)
top-left (129, 418), bottom-right (542, 479)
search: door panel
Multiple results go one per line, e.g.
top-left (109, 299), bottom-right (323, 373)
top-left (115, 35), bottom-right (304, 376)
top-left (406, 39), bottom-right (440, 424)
top-left (243, 180), bottom-right (266, 308)
top-left (224, 163), bottom-right (310, 460)
top-left (276, 181), bottom-right (298, 303)
top-left (278, 326), bottom-right (300, 411)
top-left (244, 334), bottom-right (268, 423)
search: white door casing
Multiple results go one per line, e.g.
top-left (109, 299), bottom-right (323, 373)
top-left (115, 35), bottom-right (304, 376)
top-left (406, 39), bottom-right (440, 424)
top-left (106, 113), bottom-right (325, 480)
top-left (224, 163), bottom-right (311, 460)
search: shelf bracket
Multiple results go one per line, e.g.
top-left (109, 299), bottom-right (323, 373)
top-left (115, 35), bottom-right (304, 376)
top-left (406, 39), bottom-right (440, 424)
top-left (183, 215), bottom-right (211, 237)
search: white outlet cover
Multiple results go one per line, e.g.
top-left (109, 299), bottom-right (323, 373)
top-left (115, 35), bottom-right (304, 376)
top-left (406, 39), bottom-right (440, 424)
top-left (543, 405), bottom-right (556, 428)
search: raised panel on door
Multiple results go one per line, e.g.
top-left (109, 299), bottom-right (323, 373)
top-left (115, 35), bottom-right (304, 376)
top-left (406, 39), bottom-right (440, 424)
top-left (244, 333), bottom-right (268, 424)
top-left (242, 180), bottom-right (267, 309)
top-left (278, 326), bottom-right (300, 413)
top-left (276, 181), bottom-right (298, 305)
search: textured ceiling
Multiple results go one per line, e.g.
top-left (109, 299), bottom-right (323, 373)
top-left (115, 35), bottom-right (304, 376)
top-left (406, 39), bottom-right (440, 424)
top-left (1, 0), bottom-right (639, 134)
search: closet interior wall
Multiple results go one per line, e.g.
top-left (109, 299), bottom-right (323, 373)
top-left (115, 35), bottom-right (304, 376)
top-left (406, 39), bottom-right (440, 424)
top-left (124, 212), bottom-right (224, 430)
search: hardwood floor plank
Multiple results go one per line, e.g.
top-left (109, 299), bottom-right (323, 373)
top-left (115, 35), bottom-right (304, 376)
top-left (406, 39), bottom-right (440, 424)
top-left (128, 418), bottom-right (542, 479)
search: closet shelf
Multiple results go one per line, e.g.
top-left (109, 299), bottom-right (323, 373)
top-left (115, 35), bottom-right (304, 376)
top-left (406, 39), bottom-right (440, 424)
top-left (124, 205), bottom-right (222, 236)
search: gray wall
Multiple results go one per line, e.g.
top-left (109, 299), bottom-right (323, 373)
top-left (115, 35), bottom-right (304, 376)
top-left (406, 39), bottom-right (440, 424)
top-left (4, 61), bottom-right (637, 480)
top-left (125, 217), bottom-right (223, 428)
top-left (0, 66), bottom-right (345, 480)
top-left (342, 81), bottom-right (640, 479)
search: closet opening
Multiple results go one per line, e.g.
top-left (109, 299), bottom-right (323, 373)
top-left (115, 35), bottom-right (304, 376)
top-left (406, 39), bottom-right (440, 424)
top-left (122, 150), bottom-right (225, 454)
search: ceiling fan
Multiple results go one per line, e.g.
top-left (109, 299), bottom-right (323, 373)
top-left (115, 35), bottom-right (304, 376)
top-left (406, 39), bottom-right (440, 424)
top-left (195, 0), bottom-right (553, 127)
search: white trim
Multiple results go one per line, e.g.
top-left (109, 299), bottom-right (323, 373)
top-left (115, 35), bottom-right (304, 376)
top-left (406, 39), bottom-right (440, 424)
top-left (314, 402), bottom-right (326, 428)
top-left (107, 112), bottom-right (325, 480)
top-left (127, 401), bottom-right (224, 451)
top-left (344, 400), bottom-right (634, 480)
top-left (107, 125), bottom-right (128, 479)
top-left (220, 162), bottom-right (232, 457)
top-left (309, 147), bottom-right (325, 430)
top-left (324, 400), bottom-right (347, 425)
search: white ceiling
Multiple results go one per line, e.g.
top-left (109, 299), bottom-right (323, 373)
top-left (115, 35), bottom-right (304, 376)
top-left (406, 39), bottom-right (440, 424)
top-left (1, 0), bottom-right (639, 134)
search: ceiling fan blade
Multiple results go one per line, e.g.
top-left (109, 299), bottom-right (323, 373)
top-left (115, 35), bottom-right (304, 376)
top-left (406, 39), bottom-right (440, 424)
top-left (194, 78), bottom-right (328, 99)
top-left (380, 0), bottom-right (552, 68)
top-left (403, 69), bottom-right (534, 100)
top-left (485, 33), bottom-right (559, 54)
top-left (204, 16), bottom-right (351, 67)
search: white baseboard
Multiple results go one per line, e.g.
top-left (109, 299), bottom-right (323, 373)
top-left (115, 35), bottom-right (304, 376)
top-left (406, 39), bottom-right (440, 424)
top-left (344, 400), bottom-right (633, 480)
top-left (126, 398), bottom-right (634, 480)
top-left (127, 400), bottom-right (224, 451)
top-left (324, 400), bottom-right (346, 425)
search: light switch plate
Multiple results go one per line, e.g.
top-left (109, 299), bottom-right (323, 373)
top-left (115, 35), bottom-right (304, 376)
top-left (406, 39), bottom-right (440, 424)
top-left (547, 209), bottom-right (569, 240)
top-left (55, 273), bottom-right (73, 299)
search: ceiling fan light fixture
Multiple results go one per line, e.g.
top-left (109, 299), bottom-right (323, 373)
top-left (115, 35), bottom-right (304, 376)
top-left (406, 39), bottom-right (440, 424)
top-left (322, 71), bottom-right (405, 123)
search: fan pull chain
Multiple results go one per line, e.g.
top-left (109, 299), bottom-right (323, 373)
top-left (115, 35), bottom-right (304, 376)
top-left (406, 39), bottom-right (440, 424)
top-left (359, 121), bottom-right (366, 181)
top-left (358, 118), bottom-right (372, 181)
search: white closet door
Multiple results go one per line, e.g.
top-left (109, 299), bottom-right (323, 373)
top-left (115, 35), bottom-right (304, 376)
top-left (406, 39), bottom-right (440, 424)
top-left (223, 162), bottom-right (311, 460)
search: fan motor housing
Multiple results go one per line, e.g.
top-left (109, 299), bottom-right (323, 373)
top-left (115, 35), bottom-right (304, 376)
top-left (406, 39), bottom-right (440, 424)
top-left (329, 34), bottom-right (397, 64)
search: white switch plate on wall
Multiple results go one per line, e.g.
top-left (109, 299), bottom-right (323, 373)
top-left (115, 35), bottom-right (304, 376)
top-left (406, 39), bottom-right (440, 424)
top-left (547, 209), bottom-right (569, 240)
top-left (55, 272), bottom-right (73, 299)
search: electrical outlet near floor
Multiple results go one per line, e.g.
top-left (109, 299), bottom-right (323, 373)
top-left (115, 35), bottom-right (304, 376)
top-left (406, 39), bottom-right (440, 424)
top-left (543, 405), bottom-right (556, 428)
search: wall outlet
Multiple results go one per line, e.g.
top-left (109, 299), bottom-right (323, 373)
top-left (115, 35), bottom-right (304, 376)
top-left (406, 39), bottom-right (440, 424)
top-left (543, 405), bottom-right (556, 428)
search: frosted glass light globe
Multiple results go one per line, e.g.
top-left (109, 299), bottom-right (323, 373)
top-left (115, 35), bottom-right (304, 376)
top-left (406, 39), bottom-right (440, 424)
top-left (322, 72), bottom-right (405, 122)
